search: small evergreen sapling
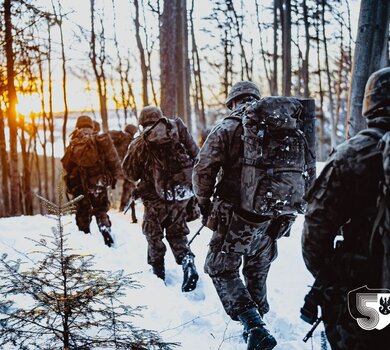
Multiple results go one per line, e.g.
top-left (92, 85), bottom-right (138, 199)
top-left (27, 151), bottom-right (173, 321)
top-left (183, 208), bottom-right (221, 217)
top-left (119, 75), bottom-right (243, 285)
top-left (0, 182), bottom-right (178, 349)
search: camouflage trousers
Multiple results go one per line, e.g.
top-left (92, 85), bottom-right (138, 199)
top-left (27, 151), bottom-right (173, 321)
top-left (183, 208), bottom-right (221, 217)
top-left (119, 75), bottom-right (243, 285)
top-left (204, 200), bottom-right (277, 320)
top-left (74, 187), bottom-right (111, 233)
top-left (142, 199), bottom-right (193, 267)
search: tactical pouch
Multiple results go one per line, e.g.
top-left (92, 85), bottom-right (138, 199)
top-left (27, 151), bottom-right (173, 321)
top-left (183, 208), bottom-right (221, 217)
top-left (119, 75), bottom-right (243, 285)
top-left (206, 198), bottom-right (232, 231)
top-left (221, 211), bottom-right (270, 255)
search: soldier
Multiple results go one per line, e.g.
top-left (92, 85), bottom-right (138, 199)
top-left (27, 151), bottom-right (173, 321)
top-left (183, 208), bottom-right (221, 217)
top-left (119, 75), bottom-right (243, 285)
top-left (62, 115), bottom-right (123, 247)
top-left (122, 106), bottom-right (200, 292)
top-left (109, 124), bottom-right (138, 222)
top-left (193, 81), bottom-right (278, 350)
top-left (302, 67), bottom-right (390, 349)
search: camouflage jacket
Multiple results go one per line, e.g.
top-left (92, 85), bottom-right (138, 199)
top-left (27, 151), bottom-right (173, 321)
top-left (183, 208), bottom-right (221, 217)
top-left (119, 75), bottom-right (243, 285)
top-left (123, 117), bottom-right (199, 203)
top-left (193, 105), bottom-right (245, 206)
top-left (302, 118), bottom-right (390, 285)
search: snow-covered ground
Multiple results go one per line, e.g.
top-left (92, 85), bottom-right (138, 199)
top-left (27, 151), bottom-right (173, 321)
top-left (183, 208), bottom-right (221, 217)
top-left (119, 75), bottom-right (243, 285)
top-left (0, 201), bottom-right (328, 350)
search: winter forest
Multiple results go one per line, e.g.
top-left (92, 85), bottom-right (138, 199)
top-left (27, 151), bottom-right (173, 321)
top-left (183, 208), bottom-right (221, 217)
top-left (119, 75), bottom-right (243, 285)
top-left (0, 0), bottom-right (388, 216)
top-left (0, 0), bottom-right (389, 349)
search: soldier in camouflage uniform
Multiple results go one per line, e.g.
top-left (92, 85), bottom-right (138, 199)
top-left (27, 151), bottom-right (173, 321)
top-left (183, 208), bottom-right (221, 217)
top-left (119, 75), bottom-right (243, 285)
top-left (302, 67), bottom-right (390, 350)
top-left (109, 124), bottom-right (138, 222)
top-left (122, 106), bottom-right (200, 292)
top-left (62, 115), bottom-right (123, 247)
top-left (193, 81), bottom-right (278, 350)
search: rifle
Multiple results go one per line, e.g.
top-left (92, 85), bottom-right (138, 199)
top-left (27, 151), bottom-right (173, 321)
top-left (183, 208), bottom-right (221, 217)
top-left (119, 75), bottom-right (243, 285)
top-left (123, 197), bottom-right (134, 214)
top-left (300, 268), bottom-right (332, 342)
top-left (303, 317), bottom-right (322, 343)
top-left (187, 224), bottom-right (205, 246)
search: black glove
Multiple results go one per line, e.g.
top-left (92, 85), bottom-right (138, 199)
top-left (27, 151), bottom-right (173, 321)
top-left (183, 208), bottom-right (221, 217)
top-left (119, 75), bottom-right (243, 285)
top-left (199, 200), bottom-right (211, 226)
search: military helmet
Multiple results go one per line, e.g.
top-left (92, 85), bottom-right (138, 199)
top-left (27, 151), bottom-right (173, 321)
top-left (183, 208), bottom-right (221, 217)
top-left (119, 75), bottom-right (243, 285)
top-left (139, 106), bottom-right (163, 127)
top-left (124, 124), bottom-right (137, 136)
top-left (76, 115), bottom-right (93, 129)
top-left (363, 67), bottom-right (390, 118)
top-left (226, 81), bottom-right (261, 110)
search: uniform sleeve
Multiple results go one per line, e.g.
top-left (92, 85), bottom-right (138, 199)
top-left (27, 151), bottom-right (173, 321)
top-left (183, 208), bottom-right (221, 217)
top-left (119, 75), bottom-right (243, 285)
top-left (302, 155), bottom-right (351, 277)
top-left (176, 117), bottom-right (199, 160)
top-left (192, 124), bottom-right (227, 204)
top-left (122, 137), bottom-right (144, 182)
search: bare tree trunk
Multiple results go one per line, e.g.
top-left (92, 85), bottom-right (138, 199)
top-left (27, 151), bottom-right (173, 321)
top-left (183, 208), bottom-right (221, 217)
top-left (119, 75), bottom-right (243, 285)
top-left (124, 56), bottom-right (138, 117)
top-left (316, 3), bottom-right (325, 161)
top-left (190, 0), bottom-right (205, 130)
top-left (160, 0), bottom-right (191, 123)
top-left (56, 3), bottom-right (69, 151)
top-left (0, 107), bottom-right (10, 217)
top-left (148, 51), bottom-right (158, 106)
top-left (282, 0), bottom-right (292, 96)
top-left (272, 0), bottom-right (279, 95)
top-left (160, 0), bottom-right (177, 116)
top-left (222, 26), bottom-right (233, 100)
top-left (38, 57), bottom-right (49, 199)
top-left (4, 0), bottom-right (22, 216)
top-left (347, 0), bottom-right (390, 138)
top-left (111, 0), bottom-right (128, 122)
top-left (184, 0), bottom-right (192, 132)
top-left (335, 18), bottom-right (344, 133)
top-left (90, 0), bottom-right (109, 131)
top-left (255, 0), bottom-right (272, 93)
top-left (47, 22), bottom-right (56, 202)
top-left (322, 0), bottom-right (336, 148)
top-left (175, 0), bottom-right (191, 129)
top-left (134, 0), bottom-right (149, 107)
top-left (302, 0), bottom-right (310, 97)
top-left (32, 117), bottom-right (43, 214)
top-left (20, 116), bottom-right (33, 215)
top-left (142, 3), bottom-right (158, 106)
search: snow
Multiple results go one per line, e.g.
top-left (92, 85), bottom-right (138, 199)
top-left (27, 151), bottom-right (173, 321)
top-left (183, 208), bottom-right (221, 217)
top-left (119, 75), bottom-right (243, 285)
top-left (0, 194), bottom-right (329, 350)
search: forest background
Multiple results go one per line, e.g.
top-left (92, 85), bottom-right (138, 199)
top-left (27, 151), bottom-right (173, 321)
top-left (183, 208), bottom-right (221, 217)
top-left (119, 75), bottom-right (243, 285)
top-left (0, 0), bottom-right (389, 217)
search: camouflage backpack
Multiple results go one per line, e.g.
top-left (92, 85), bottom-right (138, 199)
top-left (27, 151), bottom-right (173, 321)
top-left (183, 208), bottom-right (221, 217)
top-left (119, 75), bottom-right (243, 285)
top-left (62, 129), bottom-right (100, 169)
top-left (142, 117), bottom-right (194, 201)
top-left (233, 96), bottom-right (315, 216)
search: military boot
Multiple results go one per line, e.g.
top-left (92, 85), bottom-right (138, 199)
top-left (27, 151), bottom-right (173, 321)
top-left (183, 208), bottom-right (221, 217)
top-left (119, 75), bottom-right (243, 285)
top-left (99, 225), bottom-right (114, 247)
top-left (238, 308), bottom-right (277, 350)
top-left (151, 261), bottom-right (165, 280)
top-left (181, 254), bottom-right (199, 292)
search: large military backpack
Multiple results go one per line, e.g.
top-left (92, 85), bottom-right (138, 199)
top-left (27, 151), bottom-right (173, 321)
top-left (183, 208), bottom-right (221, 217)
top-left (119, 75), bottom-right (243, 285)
top-left (234, 96), bottom-right (316, 217)
top-left (62, 129), bottom-right (100, 169)
top-left (142, 117), bottom-right (194, 202)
